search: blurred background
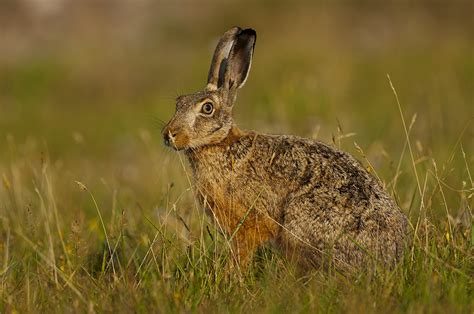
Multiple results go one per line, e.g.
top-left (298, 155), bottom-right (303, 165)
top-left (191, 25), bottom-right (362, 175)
top-left (1, 0), bottom-right (472, 219)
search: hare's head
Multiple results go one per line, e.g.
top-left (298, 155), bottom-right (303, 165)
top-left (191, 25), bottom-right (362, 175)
top-left (163, 27), bottom-right (256, 150)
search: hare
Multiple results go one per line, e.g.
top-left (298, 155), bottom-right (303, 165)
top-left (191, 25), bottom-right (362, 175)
top-left (162, 27), bottom-right (408, 272)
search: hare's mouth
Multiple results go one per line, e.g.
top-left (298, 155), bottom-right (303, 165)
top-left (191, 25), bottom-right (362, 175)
top-left (164, 142), bottom-right (187, 151)
top-left (163, 132), bottom-right (190, 151)
top-left (164, 141), bottom-right (181, 151)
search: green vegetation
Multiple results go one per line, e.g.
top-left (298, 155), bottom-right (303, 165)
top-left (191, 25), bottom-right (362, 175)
top-left (0, 2), bottom-right (472, 313)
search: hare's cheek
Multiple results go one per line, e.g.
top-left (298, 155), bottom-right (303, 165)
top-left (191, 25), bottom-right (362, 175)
top-left (185, 114), bottom-right (197, 130)
top-left (193, 116), bottom-right (214, 134)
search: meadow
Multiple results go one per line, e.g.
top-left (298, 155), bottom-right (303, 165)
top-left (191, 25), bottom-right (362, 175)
top-left (0, 1), bottom-right (473, 312)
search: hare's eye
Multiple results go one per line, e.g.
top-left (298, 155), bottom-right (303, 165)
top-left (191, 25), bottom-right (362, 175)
top-left (201, 102), bottom-right (214, 115)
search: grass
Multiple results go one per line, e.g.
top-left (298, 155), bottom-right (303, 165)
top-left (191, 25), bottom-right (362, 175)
top-left (0, 2), bottom-right (473, 313)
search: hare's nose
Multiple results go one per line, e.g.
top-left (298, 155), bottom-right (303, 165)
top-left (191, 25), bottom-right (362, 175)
top-left (163, 129), bottom-right (178, 147)
top-left (163, 133), bottom-right (170, 146)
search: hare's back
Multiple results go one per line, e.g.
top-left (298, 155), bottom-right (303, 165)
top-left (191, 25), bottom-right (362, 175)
top-left (250, 134), bottom-right (381, 202)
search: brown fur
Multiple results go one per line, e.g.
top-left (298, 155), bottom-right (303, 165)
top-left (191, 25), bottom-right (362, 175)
top-left (162, 27), bottom-right (408, 272)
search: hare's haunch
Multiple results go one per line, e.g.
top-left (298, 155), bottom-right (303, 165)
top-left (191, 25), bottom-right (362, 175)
top-left (163, 27), bottom-right (408, 272)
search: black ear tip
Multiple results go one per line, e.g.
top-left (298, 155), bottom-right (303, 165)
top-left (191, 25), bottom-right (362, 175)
top-left (242, 28), bottom-right (256, 37)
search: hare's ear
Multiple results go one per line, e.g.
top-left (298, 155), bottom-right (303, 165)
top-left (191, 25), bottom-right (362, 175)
top-left (206, 27), bottom-right (242, 91)
top-left (224, 28), bottom-right (256, 91)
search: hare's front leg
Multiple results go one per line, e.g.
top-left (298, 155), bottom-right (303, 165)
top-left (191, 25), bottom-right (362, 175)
top-left (230, 229), bottom-right (261, 272)
top-left (228, 215), bottom-right (278, 274)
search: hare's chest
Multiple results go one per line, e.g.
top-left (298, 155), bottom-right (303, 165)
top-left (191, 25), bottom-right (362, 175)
top-left (195, 184), bottom-right (248, 234)
top-left (193, 163), bottom-right (248, 231)
top-left (194, 164), bottom-right (235, 208)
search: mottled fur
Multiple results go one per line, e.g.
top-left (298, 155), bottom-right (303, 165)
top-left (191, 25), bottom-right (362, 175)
top-left (163, 27), bottom-right (408, 272)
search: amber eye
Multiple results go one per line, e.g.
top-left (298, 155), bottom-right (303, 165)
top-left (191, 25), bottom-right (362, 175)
top-left (201, 102), bottom-right (214, 115)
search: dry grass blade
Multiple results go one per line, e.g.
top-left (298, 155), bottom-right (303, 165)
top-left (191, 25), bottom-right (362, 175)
top-left (16, 232), bottom-right (88, 305)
